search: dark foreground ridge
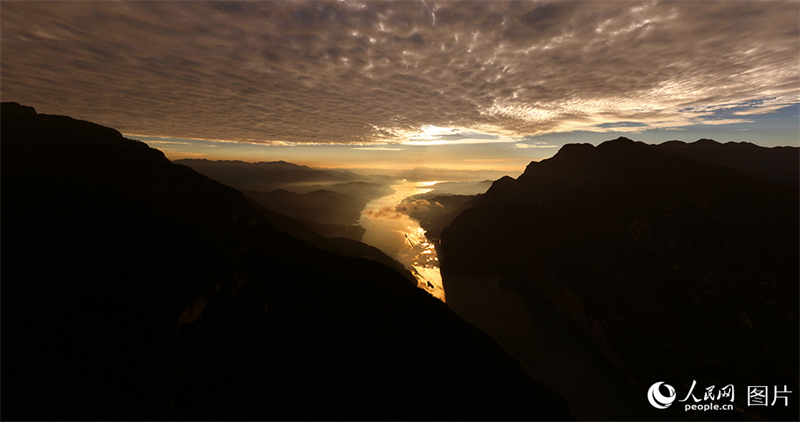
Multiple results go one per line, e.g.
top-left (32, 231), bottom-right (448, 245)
top-left (1, 102), bottom-right (571, 420)
top-left (440, 137), bottom-right (799, 421)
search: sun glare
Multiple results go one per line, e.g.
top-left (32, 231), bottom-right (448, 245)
top-left (412, 125), bottom-right (458, 139)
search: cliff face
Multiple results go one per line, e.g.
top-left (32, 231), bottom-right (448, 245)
top-left (1, 102), bottom-right (571, 420)
top-left (440, 137), bottom-right (799, 420)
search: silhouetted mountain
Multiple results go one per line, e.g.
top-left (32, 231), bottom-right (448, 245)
top-left (655, 138), bottom-right (799, 186)
top-left (175, 158), bottom-right (351, 192)
top-left (440, 137), bottom-right (798, 421)
top-left (179, 160), bottom-right (395, 233)
top-left (296, 218), bottom-right (367, 241)
top-left (309, 181), bottom-right (396, 202)
top-left (1, 102), bottom-right (571, 420)
top-left (243, 188), bottom-right (366, 226)
top-left (243, 197), bottom-right (414, 283)
top-left (174, 160), bottom-right (396, 205)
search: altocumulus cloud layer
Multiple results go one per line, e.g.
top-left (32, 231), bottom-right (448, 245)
top-left (2, 1), bottom-right (798, 145)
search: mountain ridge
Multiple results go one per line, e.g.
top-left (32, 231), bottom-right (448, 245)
top-left (440, 136), bottom-right (798, 421)
top-left (1, 102), bottom-right (571, 420)
top-left (655, 138), bottom-right (799, 186)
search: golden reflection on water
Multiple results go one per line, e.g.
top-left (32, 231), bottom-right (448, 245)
top-left (359, 181), bottom-right (446, 302)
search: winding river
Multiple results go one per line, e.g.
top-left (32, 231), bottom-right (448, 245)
top-left (359, 181), bottom-right (445, 301)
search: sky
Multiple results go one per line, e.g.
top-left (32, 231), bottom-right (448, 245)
top-left (2, 1), bottom-right (798, 172)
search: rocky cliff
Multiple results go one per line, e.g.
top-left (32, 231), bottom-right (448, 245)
top-left (1, 102), bottom-right (571, 420)
top-left (440, 137), bottom-right (798, 420)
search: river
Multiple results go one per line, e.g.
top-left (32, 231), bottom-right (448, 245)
top-left (358, 179), bottom-right (686, 420)
top-left (359, 180), bottom-right (445, 302)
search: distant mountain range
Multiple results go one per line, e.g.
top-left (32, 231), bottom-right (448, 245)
top-left (440, 137), bottom-right (798, 421)
top-left (175, 158), bottom-right (394, 196)
top-left (177, 158), bottom-right (396, 239)
top-left (1, 102), bottom-right (571, 420)
top-left (174, 158), bottom-right (350, 189)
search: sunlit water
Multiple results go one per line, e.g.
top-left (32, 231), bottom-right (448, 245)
top-left (359, 181), bottom-right (445, 302)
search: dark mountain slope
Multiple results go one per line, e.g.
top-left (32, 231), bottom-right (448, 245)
top-left (1, 102), bottom-right (570, 420)
top-left (440, 137), bottom-right (798, 421)
top-left (244, 196), bottom-right (415, 283)
top-left (243, 188), bottom-right (366, 225)
top-left (296, 217), bottom-right (367, 240)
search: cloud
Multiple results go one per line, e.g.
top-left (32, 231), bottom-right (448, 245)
top-left (513, 142), bottom-right (558, 149)
top-left (2, 1), bottom-right (797, 145)
top-left (364, 199), bottom-right (443, 219)
top-left (143, 140), bottom-right (195, 145)
top-left (402, 138), bottom-right (513, 146)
